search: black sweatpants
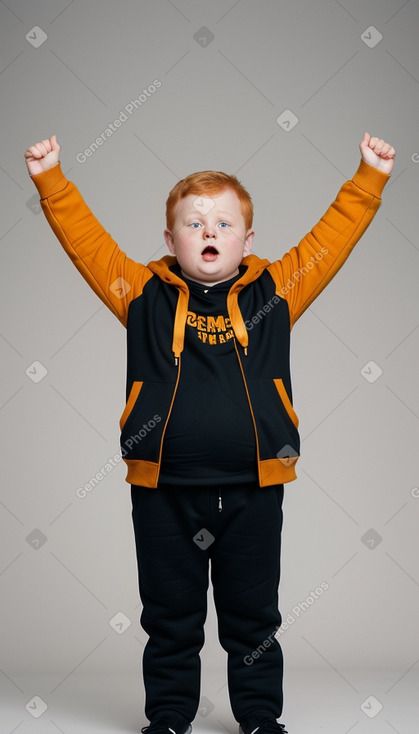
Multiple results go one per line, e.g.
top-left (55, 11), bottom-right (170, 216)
top-left (131, 481), bottom-right (285, 727)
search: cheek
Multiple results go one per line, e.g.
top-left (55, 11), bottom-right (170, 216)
top-left (175, 241), bottom-right (195, 261)
top-left (179, 230), bottom-right (197, 248)
top-left (227, 236), bottom-right (245, 256)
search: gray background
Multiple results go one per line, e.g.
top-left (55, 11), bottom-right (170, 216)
top-left (1, 1), bottom-right (418, 733)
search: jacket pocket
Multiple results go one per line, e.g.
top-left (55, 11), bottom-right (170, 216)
top-left (119, 381), bottom-right (143, 431)
top-left (245, 377), bottom-right (300, 463)
top-left (273, 378), bottom-right (299, 429)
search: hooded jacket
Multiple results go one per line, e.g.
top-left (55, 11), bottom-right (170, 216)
top-left (31, 160), bottom-right (390, 488)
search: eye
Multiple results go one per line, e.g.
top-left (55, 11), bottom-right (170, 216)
top-left (219, 222), bottom-right (230, 228)
top-left (189, 222), bottom-right (202, 228)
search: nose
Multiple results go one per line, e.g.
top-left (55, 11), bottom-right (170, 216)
top-left (204, 225), bottom-right (216, 238)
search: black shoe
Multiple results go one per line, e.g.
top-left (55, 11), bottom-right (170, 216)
top-left (239, 714), bottom-right (288, 734)
top-left (141, 722), bottom-right (192, 734)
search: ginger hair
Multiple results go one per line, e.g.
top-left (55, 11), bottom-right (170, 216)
top-left (165, 170), bottom-right (253, 232)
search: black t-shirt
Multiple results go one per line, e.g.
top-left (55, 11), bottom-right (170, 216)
top-left (158, 264), bottom-right (258, 485)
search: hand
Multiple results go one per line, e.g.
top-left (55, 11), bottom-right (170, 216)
top-left (24, 135), bottom-right (60, 176)
top-left (359, 132), bottom-right (395, 175)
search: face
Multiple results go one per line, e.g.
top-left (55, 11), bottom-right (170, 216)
top-left (163, 188), bottom-right (254, 286)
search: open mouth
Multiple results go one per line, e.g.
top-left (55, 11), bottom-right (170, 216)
top-left (201, 245), bottom-right (219, 262)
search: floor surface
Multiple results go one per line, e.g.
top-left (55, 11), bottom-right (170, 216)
top-left (1, 667), bottom-right (417, 734)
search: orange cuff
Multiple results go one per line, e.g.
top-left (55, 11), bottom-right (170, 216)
top-left (351, 158), bottom-right (391, 199)
top-left (30, 162), bottom-right (68, 199)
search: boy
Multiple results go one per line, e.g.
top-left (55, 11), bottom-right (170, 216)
top-left (24, 132), bottom-right (395, 734)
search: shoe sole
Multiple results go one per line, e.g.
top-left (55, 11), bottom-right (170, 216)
top-left (141, 725), bottom-right (192, 734)
top-left (239, 727), bottom-right (260, 734)
top-left (239, 725), bottom-right (286, 734)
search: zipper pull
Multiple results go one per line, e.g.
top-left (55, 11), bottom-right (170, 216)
top-left (218, 491), bottom-right (222, 512)
top-left (174, 355), bottom-right (179, 366)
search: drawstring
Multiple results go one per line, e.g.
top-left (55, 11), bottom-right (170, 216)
top-left (171, 286), bottom-right (189, 364)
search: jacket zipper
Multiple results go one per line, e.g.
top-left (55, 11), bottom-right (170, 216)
top-left (233, 338), bottom-right (261, 483)
top-left (218, 489), bottom-right (222, 512)
top-left (156, 354), bottom-right (182, 479)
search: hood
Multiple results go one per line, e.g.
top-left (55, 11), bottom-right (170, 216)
top-left (147, 254), bottom-right (270, 361)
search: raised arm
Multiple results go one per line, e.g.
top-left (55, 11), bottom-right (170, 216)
top-left (24, 135), bottom-right (153, 327)
top-left (268, 132), bottom-right (395, 328)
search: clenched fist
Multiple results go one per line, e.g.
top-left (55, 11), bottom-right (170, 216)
top-left (359, 132), bottom-right (395, 175)
top-left (24, 135), bottom-right (60, 176)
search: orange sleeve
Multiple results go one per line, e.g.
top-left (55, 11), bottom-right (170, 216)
top-left (30, 163), bottom-right (153, 327)
top-left (267, 159), bottom-right (391, 328)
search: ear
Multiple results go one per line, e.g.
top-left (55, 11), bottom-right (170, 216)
top-left (243, 229), bottom-right (255, 256)
top-left (163, 228), bottom-right (176, 254)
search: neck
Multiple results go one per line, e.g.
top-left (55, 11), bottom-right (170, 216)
top-left (180, 269), bottom-right (239, 287)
